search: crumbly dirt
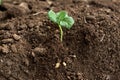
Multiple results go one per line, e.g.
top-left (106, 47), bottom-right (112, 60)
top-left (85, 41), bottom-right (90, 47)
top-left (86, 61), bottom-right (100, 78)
top-left (0, 0), bottom-right (120, 80)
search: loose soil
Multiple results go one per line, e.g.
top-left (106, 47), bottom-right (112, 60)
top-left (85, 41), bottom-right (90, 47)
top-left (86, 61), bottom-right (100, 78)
top-left (0, 0), bottom-right (120, 80)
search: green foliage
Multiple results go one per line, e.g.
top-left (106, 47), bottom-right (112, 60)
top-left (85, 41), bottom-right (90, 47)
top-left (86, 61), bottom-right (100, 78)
top-left (48, 10), bottom-right (74, 29)
top-left (48, 10), bottom-right (74, 41)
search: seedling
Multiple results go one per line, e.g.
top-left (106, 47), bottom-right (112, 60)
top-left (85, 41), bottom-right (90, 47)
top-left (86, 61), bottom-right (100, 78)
top-left (48, 10), bottom-right (74, 41)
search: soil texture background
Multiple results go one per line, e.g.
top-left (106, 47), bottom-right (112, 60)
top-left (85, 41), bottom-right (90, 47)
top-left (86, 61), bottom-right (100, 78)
top-left (0, 0), bottom-right (120, 80)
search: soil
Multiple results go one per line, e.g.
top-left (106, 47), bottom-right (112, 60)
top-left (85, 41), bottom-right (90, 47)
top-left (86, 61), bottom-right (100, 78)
top-left (0, 0), bottom-right (120, 80)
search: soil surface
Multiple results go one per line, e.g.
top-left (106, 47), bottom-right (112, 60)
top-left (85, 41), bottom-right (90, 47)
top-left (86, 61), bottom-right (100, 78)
top-left (0, 0), bottom-right (120, 80)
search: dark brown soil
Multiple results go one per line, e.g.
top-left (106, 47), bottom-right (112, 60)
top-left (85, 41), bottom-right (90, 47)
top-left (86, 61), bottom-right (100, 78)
top-left (0, 0), bottom-right (120, 80)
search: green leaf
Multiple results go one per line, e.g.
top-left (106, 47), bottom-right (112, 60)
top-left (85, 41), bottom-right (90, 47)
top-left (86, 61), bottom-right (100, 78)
top-left (60, 17), bottom-right (74, 29)
top-left (56, 11), bottom-right (67, 23)
top-left (48, 10), bottom-right (57, 23)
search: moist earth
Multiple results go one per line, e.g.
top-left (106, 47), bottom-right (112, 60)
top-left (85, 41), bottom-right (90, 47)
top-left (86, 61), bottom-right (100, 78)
top-left (0, 0), bottom-right (120, 80)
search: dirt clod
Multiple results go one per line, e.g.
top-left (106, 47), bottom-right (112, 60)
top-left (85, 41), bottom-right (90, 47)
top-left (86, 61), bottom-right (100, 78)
top-left (12, 34), bottom-right (21, 41)
top-left (1, 44), bottom-right (9, 54)
top-left (33, 47), bottom-right (46, 55)
top-left (0, 2), bottom-right (30, 20)
top-left (1, 38), bottom-right (14, 43)
top-left (55, 62), bottom-right (60, 68)
top-left (10, 44), bottom-right (17, 53)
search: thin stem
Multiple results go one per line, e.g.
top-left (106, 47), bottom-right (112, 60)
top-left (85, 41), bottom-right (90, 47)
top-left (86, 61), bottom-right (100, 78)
top-left (58, 25), bottom-right (63, 42)
top-left (0, 0), bottom-right (2, 5)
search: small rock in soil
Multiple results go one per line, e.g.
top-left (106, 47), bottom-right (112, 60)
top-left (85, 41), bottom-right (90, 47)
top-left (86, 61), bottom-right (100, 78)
top-left (2, 38), bottom-right (14, 44)
top-left (1, 45), bottom-right (9, 54)
top-left (11, 44), bottom-right (17, 53)
top-left (69, 55), bottom-right (76, 58)
top-left (47, 0), bottom-right (53, 5)
top-left (55, 62), bottom-right (60, 68)
top-left (19, 2), bottom-right (30, 12)
top-left (0, 59), bottom-right (3, 62)
top-left (13, 34), bottom-right (21, 41)
top-left (32, 52), bottom-right (35, 57)
top-left (18, 2), bottom-right (30, 15)
top-left (63, 62), bottom-right (67, 67)
top-left (33, 47), bottom-right (46, 55)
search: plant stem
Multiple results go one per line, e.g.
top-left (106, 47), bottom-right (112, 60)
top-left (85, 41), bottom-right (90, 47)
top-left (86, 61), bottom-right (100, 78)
top-left (0, 0), bottom-right (2, 5)
top-left (58, 25), bottom-right (63, 42)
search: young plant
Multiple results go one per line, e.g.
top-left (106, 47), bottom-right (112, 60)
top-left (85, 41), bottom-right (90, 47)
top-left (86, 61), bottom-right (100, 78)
top-left (48, 10), bottom-right (74, 42)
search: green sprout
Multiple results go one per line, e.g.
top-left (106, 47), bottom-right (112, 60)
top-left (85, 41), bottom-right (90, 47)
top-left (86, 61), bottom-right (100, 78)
top-left (48, 10), bottom-right (74, 42)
